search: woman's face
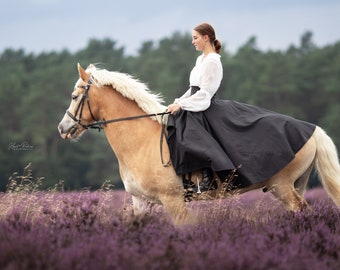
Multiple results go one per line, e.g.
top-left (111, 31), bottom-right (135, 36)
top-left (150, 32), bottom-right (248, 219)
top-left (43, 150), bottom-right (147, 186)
top-left (192, 30), bottom-right (209, 51)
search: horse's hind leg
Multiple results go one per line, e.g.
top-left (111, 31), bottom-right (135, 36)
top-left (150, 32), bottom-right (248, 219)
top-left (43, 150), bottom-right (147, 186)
top-left (294, 163), bottom-right (314, 197)
top-left (268, 167), bottom-right (313, 211)
top-left (269, 182), bottom-right (308, 211)
top-left (266, 137), bottom-right (316, 211)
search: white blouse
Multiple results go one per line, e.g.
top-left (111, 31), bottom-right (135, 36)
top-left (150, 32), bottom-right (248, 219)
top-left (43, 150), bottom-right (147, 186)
top-left (174, 53), bottom-right (223, 111)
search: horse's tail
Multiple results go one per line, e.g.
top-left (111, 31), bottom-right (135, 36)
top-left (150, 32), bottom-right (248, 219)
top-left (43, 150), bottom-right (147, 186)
top-left (314, 126), bottom-right (340, 206)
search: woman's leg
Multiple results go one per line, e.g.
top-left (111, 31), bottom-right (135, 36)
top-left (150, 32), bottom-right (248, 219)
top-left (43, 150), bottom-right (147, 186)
top-left (198, 168), bottom-right (217, 192)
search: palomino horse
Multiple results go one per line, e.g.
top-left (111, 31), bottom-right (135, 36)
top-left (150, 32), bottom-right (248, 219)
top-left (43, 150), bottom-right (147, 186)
top-left (58, 64), bottom-right (340, 225)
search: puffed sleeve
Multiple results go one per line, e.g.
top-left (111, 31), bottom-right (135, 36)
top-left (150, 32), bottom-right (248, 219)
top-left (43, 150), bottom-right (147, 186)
top-left (176, 56), bottom-right (223, 111)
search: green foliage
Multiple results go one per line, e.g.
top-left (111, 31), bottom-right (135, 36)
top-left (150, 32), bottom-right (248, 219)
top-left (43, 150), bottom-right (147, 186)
top-left (129, 32), bottom-right (197, 103)
top-left (0, 31), bottom-right (339, 190)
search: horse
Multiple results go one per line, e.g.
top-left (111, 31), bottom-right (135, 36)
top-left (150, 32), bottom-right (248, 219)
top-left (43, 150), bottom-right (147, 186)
top-left (58, 63), bottom-right (340, 225)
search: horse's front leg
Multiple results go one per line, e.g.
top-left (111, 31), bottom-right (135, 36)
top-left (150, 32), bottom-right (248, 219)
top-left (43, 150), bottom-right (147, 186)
top-left (158, 192), bottom-right (198, 226)
top-left (131, 195), bottom-right (155, 216)
top-left (132, 191), bottom-right (197, 226)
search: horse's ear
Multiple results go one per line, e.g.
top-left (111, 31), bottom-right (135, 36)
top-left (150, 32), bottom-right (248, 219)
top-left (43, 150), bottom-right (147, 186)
top-left (77, 63), bottom-right (88, 81)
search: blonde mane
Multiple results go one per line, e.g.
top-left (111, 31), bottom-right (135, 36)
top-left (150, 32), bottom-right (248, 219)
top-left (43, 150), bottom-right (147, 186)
top-left (86, 65), bottom-right (166, 122)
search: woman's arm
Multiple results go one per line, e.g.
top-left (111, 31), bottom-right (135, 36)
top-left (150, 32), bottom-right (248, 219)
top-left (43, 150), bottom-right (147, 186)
top-left (175, 58), bottom-right (222, 111)
top-left (167, 88), bottom-right (191, 114)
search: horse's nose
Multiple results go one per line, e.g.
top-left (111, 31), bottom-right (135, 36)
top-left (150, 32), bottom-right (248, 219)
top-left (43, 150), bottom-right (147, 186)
top-left (58, 122), bottom-right (68, 139)
top-left (58, 122), bottom-right (65, 134)
top-left (58, 116), bottom-right (75, 139)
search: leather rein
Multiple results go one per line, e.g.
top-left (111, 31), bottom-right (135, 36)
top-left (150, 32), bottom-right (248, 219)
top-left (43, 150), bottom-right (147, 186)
top-left (66, 78), bottom-right (171, 167)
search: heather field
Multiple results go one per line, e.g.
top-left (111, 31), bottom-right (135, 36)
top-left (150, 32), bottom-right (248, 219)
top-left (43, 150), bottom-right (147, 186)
top-left (0, 187), bottom-right (339, 270)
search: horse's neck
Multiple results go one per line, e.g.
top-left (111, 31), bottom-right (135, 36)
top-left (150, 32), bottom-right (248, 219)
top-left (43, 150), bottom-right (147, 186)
top-left (100, 90), bottom-right (162, 161)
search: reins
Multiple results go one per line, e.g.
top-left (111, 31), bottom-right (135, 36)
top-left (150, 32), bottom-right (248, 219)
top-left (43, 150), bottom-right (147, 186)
top-left (66, 78), bottom-right (171, 167)
top-left (81, 111), bottom-right (170, 131)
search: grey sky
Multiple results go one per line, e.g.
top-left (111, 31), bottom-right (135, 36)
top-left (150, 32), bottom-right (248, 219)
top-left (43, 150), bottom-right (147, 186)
top-left (1, 0), bottom-right (339, 55)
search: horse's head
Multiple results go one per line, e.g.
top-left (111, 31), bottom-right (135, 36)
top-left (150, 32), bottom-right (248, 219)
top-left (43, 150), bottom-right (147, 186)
top-left (58, 63), bottom-right (99, 140)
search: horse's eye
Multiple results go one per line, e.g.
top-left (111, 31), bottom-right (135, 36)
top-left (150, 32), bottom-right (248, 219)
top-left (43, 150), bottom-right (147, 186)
top-left (72, 95), bottom-right (78, 101)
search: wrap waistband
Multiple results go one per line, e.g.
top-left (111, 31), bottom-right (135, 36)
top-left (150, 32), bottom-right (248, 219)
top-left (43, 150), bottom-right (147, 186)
top-left (190, 86), bottom-right (200, 95)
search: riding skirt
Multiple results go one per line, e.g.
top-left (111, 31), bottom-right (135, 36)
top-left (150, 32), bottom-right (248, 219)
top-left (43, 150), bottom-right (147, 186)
top-left (166, 87), bottom-right (316, 187)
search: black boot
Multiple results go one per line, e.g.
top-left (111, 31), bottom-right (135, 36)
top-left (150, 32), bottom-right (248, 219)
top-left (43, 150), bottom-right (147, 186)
top-left (198, 168), bottom-right (217, 193)
top-left (216, 170), bottom-right (230, 183)
top-left (216, 170), bottom-right (240, 191)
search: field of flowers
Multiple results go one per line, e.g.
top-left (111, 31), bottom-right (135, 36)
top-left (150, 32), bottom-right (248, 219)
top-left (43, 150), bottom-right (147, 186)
top-left (0, 184), bottom-right (339, 269)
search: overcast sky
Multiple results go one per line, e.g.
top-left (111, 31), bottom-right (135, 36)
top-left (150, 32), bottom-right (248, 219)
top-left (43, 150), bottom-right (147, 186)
top-left (1, 0), bottom-right (340, 55)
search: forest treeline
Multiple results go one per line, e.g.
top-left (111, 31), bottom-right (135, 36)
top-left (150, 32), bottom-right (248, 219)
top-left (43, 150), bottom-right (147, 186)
top-left (0, 31), bottom-right (339, 190)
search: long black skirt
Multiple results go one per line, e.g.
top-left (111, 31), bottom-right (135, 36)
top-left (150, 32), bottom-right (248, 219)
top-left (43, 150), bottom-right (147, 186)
top-left (166, 98), bottom-right (316, 187)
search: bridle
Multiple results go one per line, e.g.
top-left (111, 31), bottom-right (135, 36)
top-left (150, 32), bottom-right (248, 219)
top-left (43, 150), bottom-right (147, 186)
top-left (66, 77), bottom-right (170, 130)
top-left (65, 77), bottom-right (171, 166)
top-left (66, 78), bottom-right (98, 130)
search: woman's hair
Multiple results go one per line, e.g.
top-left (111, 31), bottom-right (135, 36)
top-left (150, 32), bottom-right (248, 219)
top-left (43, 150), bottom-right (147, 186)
top-left (194, 23), bottom-right (222, 53)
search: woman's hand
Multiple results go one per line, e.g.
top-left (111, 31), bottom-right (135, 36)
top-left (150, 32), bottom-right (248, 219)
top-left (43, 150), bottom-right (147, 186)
top-left (167, 103), bottom-right (181, 114)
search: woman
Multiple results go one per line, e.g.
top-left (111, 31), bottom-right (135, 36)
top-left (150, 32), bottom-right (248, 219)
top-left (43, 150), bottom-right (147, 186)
top-left (167, 23), bottom-right (315, 193)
